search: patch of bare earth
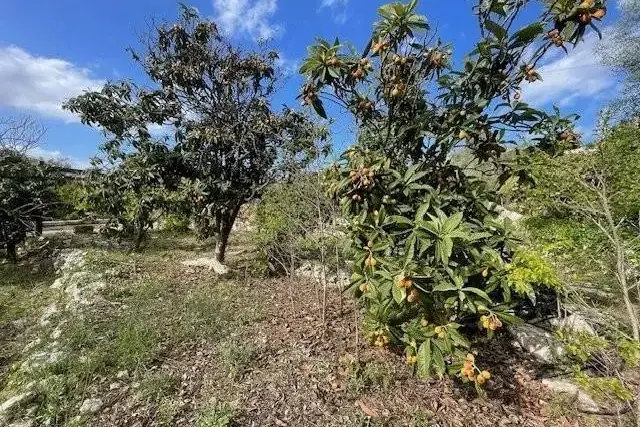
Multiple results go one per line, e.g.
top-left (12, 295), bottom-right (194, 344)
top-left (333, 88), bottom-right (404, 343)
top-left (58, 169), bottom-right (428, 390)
top-left (100, 272), bottom-right (622, 426)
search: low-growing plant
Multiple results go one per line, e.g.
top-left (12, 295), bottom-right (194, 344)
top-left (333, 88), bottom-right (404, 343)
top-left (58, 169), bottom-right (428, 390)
top-left (556, 329), bottom-right (609, 363)
top-left (196, 401), bottom-right (237, 427)
top-left (255, 174), bottom-right (341, 274)
top-left (300, 0), bottom-right (604, 383)
top-left (574, 370), bottom-right (634, 404)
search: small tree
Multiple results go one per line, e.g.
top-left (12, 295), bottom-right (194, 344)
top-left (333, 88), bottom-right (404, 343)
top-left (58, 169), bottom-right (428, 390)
top-left (65, 80), bottom-right (183, 250)
top-left (599, 0), bottom-right (640, 117)
top-left (300, 0), bottom-right (605, 383)
top-left (0, 150), bottom-right (58, 262)
top-left (66, 6), bottom-right (327, 261)
top-left (522, 124), bottom-right (640, 339)
top-left (0, 115), bottom-right (45, 153)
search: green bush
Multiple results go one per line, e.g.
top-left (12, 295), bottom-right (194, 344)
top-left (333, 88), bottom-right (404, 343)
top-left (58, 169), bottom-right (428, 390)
top-left (160, 213), bottom-right (191, 233)
top-left (299, 0), bottom-right (601, 385)
top-left (54, 181), bottom-right (88, 220)
top-left (254, 175), bottom-right (340, 274)
top-left (514, 124), bottom-right (640, 220)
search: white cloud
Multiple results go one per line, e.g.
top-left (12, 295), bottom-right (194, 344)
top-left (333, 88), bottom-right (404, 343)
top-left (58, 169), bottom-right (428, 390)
top-left (319, 0), bottom-right (350, 24)
top-left (275, 54), bottom-right (300, 77)
top-left (28, 146), bottom-right (91, 169)
top-left (320, 0), bottom-right (349, 6)
top-left (0, 45), bottom-right (104, 122)
top-left (520, 31), bottom-right (619, 108)
top-left (212, 0), bottom-right (282, 40)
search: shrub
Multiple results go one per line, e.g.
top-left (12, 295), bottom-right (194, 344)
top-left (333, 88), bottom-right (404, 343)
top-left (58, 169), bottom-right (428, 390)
top-left (515, 124), bottom-right (640, 219)
top-left (300, 0), bottom-right (605, 383)
top-left (160, 213), bottom-right (191, 234)
top-left (1, 150), bottom-right (59, 261)
top-left (254, 174), bottom-right (341, 274)
top-left (54, 181), bottom-right (88, 220)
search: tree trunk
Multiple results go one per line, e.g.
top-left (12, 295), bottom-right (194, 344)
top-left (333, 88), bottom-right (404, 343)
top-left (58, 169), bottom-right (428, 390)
top-left (133, 227), bottom-right (146, 251)
top-left (600, 186), bottom-right (640, 340)
top-left (213, 206), bottom-right (241, 263)
top-left (35, 218), bottom-right (43, 235)
top-left (6, 239), bottom-right (17, 263)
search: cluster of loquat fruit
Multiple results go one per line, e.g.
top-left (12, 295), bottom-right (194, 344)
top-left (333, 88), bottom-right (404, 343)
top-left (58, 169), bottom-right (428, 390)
top-left (461, 353), bottom-right (491, 385)
top-left (479, 313), bottom-right (503, 331)
top-left (300, 83), bottom-right (318, 107)
top-left (368, 329), bottom-right (391, 347)
top-left (523, 64), bottom-right (540, 83)
top-left (395, 274), bottom-right (420, 302)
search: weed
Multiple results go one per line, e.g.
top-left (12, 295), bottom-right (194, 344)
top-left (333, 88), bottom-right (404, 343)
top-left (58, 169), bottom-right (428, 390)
top-left (347, 360), bottom-right (392, 397)
top-left (155, 397), bottom-right (182, 426)
top-left (220, 340), bottom-right (255, 378)
top-left (113, 316), bottom-right (160, 371)
top-left (139, 371), bottom-right (180, 402)
top-left (196, 401), bottom-right (237, 427)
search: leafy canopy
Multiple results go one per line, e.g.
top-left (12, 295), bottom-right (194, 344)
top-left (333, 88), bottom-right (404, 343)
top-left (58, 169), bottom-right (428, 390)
top-left (300, 0), bottom-right (604, 385)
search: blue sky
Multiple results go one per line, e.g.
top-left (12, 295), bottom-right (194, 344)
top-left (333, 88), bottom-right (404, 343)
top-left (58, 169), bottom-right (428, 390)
top-left (0, 0), bottom-right (622, 167)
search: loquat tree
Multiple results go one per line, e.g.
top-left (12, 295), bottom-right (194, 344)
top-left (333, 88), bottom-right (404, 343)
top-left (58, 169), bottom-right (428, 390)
top-left (0, 150), bottom-right (59, 262)
top-left (300, 0), bottom-right (606, 387)
top-left (66, 6), bottom-right (327, 260)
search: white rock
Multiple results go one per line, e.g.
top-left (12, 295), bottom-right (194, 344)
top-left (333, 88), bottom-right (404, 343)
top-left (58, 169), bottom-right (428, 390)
top-left (79, 398), bottom-right (103, 415)
top-left (50, 277), bottom-right (65, 289)
top-left (0, 392), bottom-right (35, 419)
top-left (181, 258), bottom-right (229, 274)
top-left (116, 370), bottom-right (129, 379)
top-left (8, 420), bottom-right (35, 427)
top-left (109, 382), bottom-right (120, 390)
top-left (50, 327), bottom-right (63, 340)
top-left (508, 324), bottom-right (565, 364)
top-left (39, 304), bottom-right (58, 326)
top-left (553, 314), bottom-right (596, 336)
top-left (542, 378), bottom-right (630, 415)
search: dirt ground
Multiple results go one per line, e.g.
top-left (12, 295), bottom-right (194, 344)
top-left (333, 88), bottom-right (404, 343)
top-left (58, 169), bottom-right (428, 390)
top-left (1, 233), bottom-right (635, 427)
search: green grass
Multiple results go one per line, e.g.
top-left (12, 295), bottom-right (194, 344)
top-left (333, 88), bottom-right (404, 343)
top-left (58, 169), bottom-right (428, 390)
top-left (220, 339), bottom-right (255, 378)
top-left (196, 401), bottom-right (238, 427)
top-left (0, 233), bottom-right (266, 426)
top-left (139, 371), bottom-right (180, 402)
top-left (346, 360), bottom-right (393, 398)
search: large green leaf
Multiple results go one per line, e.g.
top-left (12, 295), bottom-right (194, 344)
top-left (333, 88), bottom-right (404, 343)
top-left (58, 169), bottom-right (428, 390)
top-left (417, 339), bottom-right (432, 377)
top-left (484, 20), bottom-right (507, 41)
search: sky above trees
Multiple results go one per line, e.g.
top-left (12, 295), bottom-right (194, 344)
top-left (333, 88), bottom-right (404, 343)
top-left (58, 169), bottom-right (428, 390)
top-left (0, 0), bottom-right (624, 167)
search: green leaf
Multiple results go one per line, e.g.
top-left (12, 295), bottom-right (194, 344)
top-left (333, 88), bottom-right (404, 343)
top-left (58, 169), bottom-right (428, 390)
top-left (485, 20), bottom-right (507, 41)
top-left (433, 283), bottom-right (458, 292)
top-left (442, 211), bottom-right (463, 234)
top-left (417, 339), bottom-right (432, 377)
top-left (510, 22), bottom-right (544, 46)
top-left (312, 99), bottom-right (327, 119)
top-left (463, 287), bottom-right (492, 302)
top-left (392, 284), bottom-right (407, 304)
top-left (431, 345), bottom-right (446, 377)
top-left (415, 202), bottom-right (430, 222)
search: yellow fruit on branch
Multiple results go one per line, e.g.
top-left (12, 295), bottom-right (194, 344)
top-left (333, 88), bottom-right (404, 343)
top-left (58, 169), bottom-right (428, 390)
top-left (365, 254), bottom-right (377, 267)
top-left (579, 0), bottom-right (594, 9)
top-left (407, 288), bottom-right (420, 303)
top-left (578, 12), bottom-right (592, 24)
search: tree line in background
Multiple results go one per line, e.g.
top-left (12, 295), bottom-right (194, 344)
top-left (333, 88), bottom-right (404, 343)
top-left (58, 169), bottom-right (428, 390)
top-left (3, 0), bottom-right (640, 405)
